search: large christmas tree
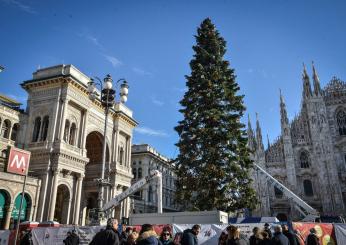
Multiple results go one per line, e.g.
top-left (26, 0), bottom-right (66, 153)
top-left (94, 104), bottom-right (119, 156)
top-left (175, 18), bottom-right (257, 212)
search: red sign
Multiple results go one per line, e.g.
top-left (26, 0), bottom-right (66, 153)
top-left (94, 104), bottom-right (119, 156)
top-left (292, 222), bottom-right (336, 245)
top-left (7, 147), bottom-right (31, 175)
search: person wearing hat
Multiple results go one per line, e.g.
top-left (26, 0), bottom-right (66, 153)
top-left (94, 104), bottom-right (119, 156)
top-left (306, 228), bottom-right (320, 245)
top-left (263, 223), bottom-right (272, 239)
top-left (90, 218), bottom-right (120, 245)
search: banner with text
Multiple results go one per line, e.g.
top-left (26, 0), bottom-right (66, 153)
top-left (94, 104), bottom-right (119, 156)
top-left (292, 222), bottom-right (336, 245)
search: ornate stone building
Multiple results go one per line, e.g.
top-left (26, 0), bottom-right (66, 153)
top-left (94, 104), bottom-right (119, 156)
top-left (0, 95), bottom-right (41, 229)
top-left (131, 144), bottom-right (178, 214)
top-left (250, 63), bottom-right (346, 220)
top-left (0, 64), bottom-right (137, 226)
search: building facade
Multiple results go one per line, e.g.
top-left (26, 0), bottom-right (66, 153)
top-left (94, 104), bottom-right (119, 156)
top-left (0, 64), bottom-right (137, 226)
top-left (131, 144), bottom-right (178, 214)
top-left (250, 63), bottom-right (346, 220)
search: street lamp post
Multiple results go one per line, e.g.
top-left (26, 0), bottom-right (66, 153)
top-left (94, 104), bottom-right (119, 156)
top-left (87, 74), bottom-right (129, 224)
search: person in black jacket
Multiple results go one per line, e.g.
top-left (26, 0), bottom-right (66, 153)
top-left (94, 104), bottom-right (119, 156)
top-left (181, 224), bottom-right (201, 245)
top-left (250, 227), bottom-right (263, 245)
top-left (20, 230), bottom-right (33, 245)
top-left (226, 226), bottom-right (248, 245)
top-left (264, 224), bottom-right (272, 239)
top-left (64, 230), bottom-right (80, 245)
top-left (90, 218), bottom-right (120, 245)
top-left (306, 228), bottom-right (320, 245)
top-left (281, 225), bottom-right (297, 245)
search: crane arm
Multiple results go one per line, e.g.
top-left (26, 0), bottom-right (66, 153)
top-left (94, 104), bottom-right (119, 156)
top-left (102, 170), bottom-right (162, 212)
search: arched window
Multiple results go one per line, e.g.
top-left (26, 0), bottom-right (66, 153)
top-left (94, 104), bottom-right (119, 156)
top-left (304, 180), bottom-right (314, 196)
top-left (300, 151), bottom-right (310, 168)
top-left (40, 116), bottom-right (49, 141)
top-left (11, 123), bottom-right (19, 141)
top-left (148, 185), bottom-right (153, 202)
top-left (69, 123), bottom-right (77, 145)
top-left (132, 168), bottom-right (137, 179)
top-left (274, 186), bottom-right (283, 198)
top-left (1, 119), bottom-right (11, 139)
top-left (32, 117), bottom-right (41, 142)
top-left (337, 110), bottom-right (346, 136)
top-left (1, 150), bottom-right (7, 158)
top-left (63, 120), bottom-right (70, 142)
top-left (138, 168), bottom-right (142, 179)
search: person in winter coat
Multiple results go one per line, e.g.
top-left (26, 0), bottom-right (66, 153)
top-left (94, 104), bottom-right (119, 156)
top-left (63, 230), bottom-right (80, 245)
top-left (136, 224), bottom-right (162, 245)
top-left (218, 232), bottom-right (228, 245)
top-left (90, 218), bottom-right (120, 245)
top-left (20, 230), bottom-right (33, 245)
top-left (260, 231), bottom-right (272, 245)
top-left (159, 227), bottom-right (173, 245)
top-left (226, 225), bottom-right (248, 245)
top-left (124, 232), bottom-right (139, 245)
top-left (181, 224), bottom-right (201, 245)
top-left (305, 228), bottom-right (320, 245)
top-left (271, 226), bottom-right (289, 245)
top-left (121, 227), bottom-right (134, 245)
top-left (250, 227), bottom-right (263, 245)
top-left (281, 225), bottom-right (297, 245)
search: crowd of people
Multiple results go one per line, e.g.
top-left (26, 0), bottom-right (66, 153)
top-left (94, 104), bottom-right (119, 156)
top-left (218, 223), bottom-right (320, 245)
top-left (18, 219), bottom-right (322, 245)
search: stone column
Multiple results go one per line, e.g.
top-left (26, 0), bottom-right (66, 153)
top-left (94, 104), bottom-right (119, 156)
top-left (65, 198), bottom-right (72, 224)
top-left (4, 204), bottom-right (14, 229)
top-left (73, 174), bottom-right (84, 225)
top-left (58, 99), bottom-right (69, 141)
top-left (37, 171), bottom-right (49, 222)
top-left (48, 168), bottom-right (60, 221)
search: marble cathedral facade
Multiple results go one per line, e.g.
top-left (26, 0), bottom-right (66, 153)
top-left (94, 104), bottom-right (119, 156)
top-left (0, 64), bottom-right (137, 226)
top-left (250, 63), bottom-right (346, 220)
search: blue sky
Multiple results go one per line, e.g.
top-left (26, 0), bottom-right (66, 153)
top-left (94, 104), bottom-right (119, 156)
top-left (1, 0), bottom-right (346, 158)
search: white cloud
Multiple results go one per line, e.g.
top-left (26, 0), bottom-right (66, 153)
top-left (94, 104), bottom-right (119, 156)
top-left (132, 67), bottom-right (153, 76)
top-left (1, 0), bottom-right (36, 14)
top-left (78, 31), bottom-right (104, 50)
top-left (134, 127), bottom-right (168, 137)
top-left (151, 97), bottom-right (164, 106)
top-left (103, 55), bottom-right (122, 68)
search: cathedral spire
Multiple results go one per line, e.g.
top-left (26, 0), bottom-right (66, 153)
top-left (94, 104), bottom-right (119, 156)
top-left (267, 134), bottom-right (270, 149)
top-left (312, 61), bottom-right (322, 96)
top-left (247, 114), bottom-right (256, 151)
top-left (256, 112), bottom-right (264, 151)
top-left (302, 63), bottom-right (312, 99)
top-left (280, 89), bottom-right (289, 125)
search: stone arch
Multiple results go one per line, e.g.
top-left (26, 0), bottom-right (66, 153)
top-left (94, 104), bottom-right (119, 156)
top-left (299, 150), bottom-right (310, 168)
top-left (0, 189), bottom-right (11, 229)
top-left (54, 184), bottom-right (71, 224)
top-left (83, 131), bottom-right (110, 224)
top-left (11, 123), bottom-right (20, 141)
top-left (32, 117), bottom-right (41, 142)
top-left (12, 192), bottom-right (32, 225)
top-left (335, 107), bottom-right (346, 136)
top-left (1, 119), bottom-right (11, 139)
top-left (276, 213), bottom-right (288, 222)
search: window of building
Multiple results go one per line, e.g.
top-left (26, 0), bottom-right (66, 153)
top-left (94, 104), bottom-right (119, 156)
top-left (1, 150), bottom-right (7, 158)
top-left (304, 180), bottom-right (314, 196)
top-left (63, 120), bottom-right (70, 142)
top-left (337, 110), bottom-right (346, 136)
top-left (148, 185), bottom-right (153, 202)
top-left (139, 161), bottom-right (142, 165)
top-left (11, 123), bottom-right (19, 141)
top-left (300, 151), bottom-right (310, 168)
top-left (133, 161), bottom-right (136, 165)
top-left (32, 117), bottom-right (41, 142)
top-left (274, 186), bottom-right (283, 198)
top-left (138, 168), bottom-right (142, 179)
top-left (40, 116), bottom-right (49, 141)
top-left (132, 168), bottom-right (137, 179)
top-left (69, 123), bottom-right (77, 145)
top-left (1, 119), bottom-right (11, 139)
top-left (118, 146), bottom-right (124, 164)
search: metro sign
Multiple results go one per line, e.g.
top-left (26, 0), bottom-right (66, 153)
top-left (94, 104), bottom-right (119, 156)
top-left (7, 147), bottom-right (31, 175)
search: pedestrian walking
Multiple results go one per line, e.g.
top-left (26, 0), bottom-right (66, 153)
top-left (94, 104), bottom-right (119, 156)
top-left (305, 228), bottom-right (320, 245)
top-left (281, 225), bottom-right (297, 245)
top-left (89, 218), bottom-right (120, 245)
top-left (259, 231), bottom-right (272, 245)
top-left (181, 224), bottom-right (201, 245)
top-left (159, 227), bottom-right (173, 245)
top-left (250, 227), bottom-right (263, 245)
top-left (136, 224), bottom-right (161, 245)
top-left (226, 225), bottom-right (248, 245)
top-left (20, 229), bottom-right (33, 245)
top-left (64, 230), bottom-right (80, 245)
top-left (271, 226), bottom-right (289, 245)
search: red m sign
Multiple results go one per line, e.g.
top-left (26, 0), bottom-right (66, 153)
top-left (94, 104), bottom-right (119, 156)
top-left (7, 147), bottom-right (31, 175)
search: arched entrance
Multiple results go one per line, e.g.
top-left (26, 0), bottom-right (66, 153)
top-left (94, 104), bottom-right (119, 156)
top-left (12, 193), bottom-right (32, 227)
top-left (84, 131), bottom-right (109, 224)
top-left (0, 190), bottom-right (11, 229)
top-left (54, 184), bottom-right (70, 224)
top-left (276, 213), bottom-right (288, 222)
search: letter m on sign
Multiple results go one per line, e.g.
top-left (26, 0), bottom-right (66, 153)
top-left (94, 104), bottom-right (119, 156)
top-left (7, 147), bottom-right (31, 175)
